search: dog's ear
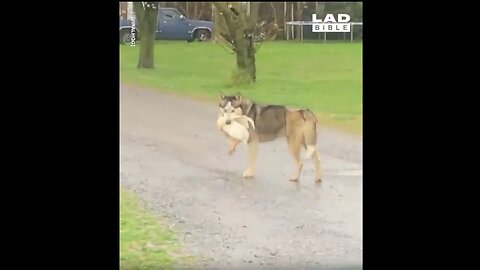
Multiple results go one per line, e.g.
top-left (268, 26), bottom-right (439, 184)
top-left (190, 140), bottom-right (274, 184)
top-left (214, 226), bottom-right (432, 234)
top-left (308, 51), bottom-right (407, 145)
top-left (235, 92), bottom-right (242, 101)
top-left (220, 91), bottom-right (226, 100)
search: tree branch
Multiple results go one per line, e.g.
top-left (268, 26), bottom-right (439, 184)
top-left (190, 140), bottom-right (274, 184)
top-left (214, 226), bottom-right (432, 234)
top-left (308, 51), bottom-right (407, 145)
top-left (247, 2), bottom-right (260, 31)
top-left (133, 2), bottom-right (148, 40)
top-left (213, 2), bottom-right (237, 41)
top-left (217, 35), bottom-right (237, 54)
top-left (213, 2), bottom-right (233, 23)
top-left (228, 2), bottom-right (242, 16)
top-left (270, 2), bottom-right (277, 23)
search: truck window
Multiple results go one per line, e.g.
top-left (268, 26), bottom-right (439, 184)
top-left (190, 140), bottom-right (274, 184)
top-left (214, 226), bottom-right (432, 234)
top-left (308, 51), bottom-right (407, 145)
top-left (162, 9), bottom-right (181, 20)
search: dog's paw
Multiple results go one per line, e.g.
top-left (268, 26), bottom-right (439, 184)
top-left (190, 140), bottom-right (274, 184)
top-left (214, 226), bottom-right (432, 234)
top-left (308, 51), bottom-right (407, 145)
top-left (228, 147), bottom-right (237, 155)
top-left (242, 169), bottom-right (255, 178)
top-left (289, 175), bottom-right (300, 181)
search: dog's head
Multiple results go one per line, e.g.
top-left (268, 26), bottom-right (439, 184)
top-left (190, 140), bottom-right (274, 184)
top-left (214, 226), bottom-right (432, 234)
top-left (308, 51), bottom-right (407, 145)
top-left (219, 92), bottom-right (243, 110)
top-left (218, 92), bottom-right (245, 124)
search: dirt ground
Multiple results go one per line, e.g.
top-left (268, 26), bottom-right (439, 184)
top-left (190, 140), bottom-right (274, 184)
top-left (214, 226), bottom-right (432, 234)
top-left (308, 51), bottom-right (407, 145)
top-left (120, 84), bottom-right (362, 270)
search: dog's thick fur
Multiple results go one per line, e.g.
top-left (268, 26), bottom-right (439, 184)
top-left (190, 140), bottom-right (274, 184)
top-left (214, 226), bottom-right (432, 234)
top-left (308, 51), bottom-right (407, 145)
top-left (218, 92), bottom-right (322, 181)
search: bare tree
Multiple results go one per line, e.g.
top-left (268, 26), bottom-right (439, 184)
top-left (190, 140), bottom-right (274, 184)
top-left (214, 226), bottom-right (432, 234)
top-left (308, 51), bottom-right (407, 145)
top-left (295, 2), bottom-right (306, 40)
top-left (213, 2), bottom-right (276, 84)
top-left (265, 2), bottom-right (282, 40)
top-left (270, 2), bottom-right (277, 24)
top-left (133, 2), bottom-right (160, 69)
top-left (316, 2), bottom-right (326, 17)
top-left (193, 2), bottom-right (201, 19)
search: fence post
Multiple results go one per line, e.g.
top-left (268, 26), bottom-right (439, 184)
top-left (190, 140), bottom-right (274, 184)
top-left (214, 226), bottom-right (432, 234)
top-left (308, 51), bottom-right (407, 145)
top-left (301, 22), bottom-right (303, 42)
top-left (351, 23), bottom-right (353, 42)
top-left (286, 22), bottom-right (289, 40)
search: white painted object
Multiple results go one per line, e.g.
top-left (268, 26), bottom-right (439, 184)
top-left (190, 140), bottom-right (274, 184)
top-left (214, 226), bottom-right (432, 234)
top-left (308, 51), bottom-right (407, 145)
top-left (216, 114), bottom-right (255, 143)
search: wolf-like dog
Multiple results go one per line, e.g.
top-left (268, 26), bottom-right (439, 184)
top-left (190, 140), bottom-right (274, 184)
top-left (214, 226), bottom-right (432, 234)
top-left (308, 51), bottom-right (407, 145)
top-left (218, 92), bottom-right (322, 182)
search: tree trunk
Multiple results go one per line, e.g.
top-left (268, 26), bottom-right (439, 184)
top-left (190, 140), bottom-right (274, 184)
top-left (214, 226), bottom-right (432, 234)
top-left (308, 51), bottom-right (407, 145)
top-left (193, 2), bottom-right (199, 19)
top-left (134, 2), bottom-right (159, 69)
top-left (295, 2), bottom-right (304, 40)
top-left (316, 2), bottom-right (326, 17)
top-left (270, 2), bottom-right (278, 23)
top-left (235, 34), bottom-right (256, 82)
top-left (192, 2), bottom-right (206, 20)
top-left (316, 2), bottom-right (326, 40)
top-left (213, 2), bottom-right (260, 84)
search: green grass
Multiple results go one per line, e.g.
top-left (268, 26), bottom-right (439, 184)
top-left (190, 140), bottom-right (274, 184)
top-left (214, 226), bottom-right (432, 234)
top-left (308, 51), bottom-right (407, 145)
top-left (120, 41), bottom-right (362, 134)
top-left (120, 188), bottom-right (190, 270)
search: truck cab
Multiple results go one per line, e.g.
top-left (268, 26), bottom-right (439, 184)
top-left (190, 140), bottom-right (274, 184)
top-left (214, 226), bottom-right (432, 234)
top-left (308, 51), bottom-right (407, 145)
top-left (119, 7), bottom-right (214, 44)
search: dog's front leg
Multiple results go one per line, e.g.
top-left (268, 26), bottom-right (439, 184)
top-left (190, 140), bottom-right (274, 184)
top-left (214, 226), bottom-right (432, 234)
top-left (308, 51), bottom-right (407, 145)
top-left (242, 136), bottom-right (258, 178)
top-left (228, 138), bottom-right (241, 155)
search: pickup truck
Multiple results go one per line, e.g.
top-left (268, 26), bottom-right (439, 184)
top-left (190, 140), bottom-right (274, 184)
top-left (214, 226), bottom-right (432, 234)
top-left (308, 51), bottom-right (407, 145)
top-left (119, 7), bottom-right (214, 44)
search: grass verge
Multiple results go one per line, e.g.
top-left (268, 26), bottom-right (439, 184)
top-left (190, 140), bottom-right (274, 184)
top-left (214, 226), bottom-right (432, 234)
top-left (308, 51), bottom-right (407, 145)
top-left (120, 41), bottom-right (362, 134)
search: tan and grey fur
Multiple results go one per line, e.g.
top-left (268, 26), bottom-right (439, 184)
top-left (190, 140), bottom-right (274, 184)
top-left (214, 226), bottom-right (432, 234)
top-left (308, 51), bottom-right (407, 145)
top-left (218, 92), bottom-right (322, 182)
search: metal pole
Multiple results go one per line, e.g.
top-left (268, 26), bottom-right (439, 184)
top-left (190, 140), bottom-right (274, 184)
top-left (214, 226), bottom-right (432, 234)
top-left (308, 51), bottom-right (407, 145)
top-left (284, 2), bottom-right (287, 40)
top-left (324, 32), bottom-right (326, 43)
top-left (316, 1), bottom-right (320, 40)
top-left (351, 23), bottom-right (353, 42)
top-left (301, 22), bottom-right (303, 42)
top-left (286, 22), bottom-right (289, 40)
top-left (291, 2), bottom-right (294, 40)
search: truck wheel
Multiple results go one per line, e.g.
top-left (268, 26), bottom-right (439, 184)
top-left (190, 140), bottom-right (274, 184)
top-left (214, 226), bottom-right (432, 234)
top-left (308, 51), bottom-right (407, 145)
top-left (194, 29), bottom-right (211, 42)
top-left (120, 29), bottom-right (138, 44)
top-left (120, 29), bottom-right (132, 44)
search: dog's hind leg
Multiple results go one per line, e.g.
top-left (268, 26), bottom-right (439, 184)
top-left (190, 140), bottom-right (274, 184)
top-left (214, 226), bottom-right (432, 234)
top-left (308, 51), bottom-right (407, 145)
top-left (243, 136), bottom-right (258, 178)
top-left (287, 134), bottom-right (304, 181)
top-left (311, 151), bottom-right (322, 182)
top-left (303, 115), bottom-right (322, 182)
top-left (303, 117), bottom-right (318, 159)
